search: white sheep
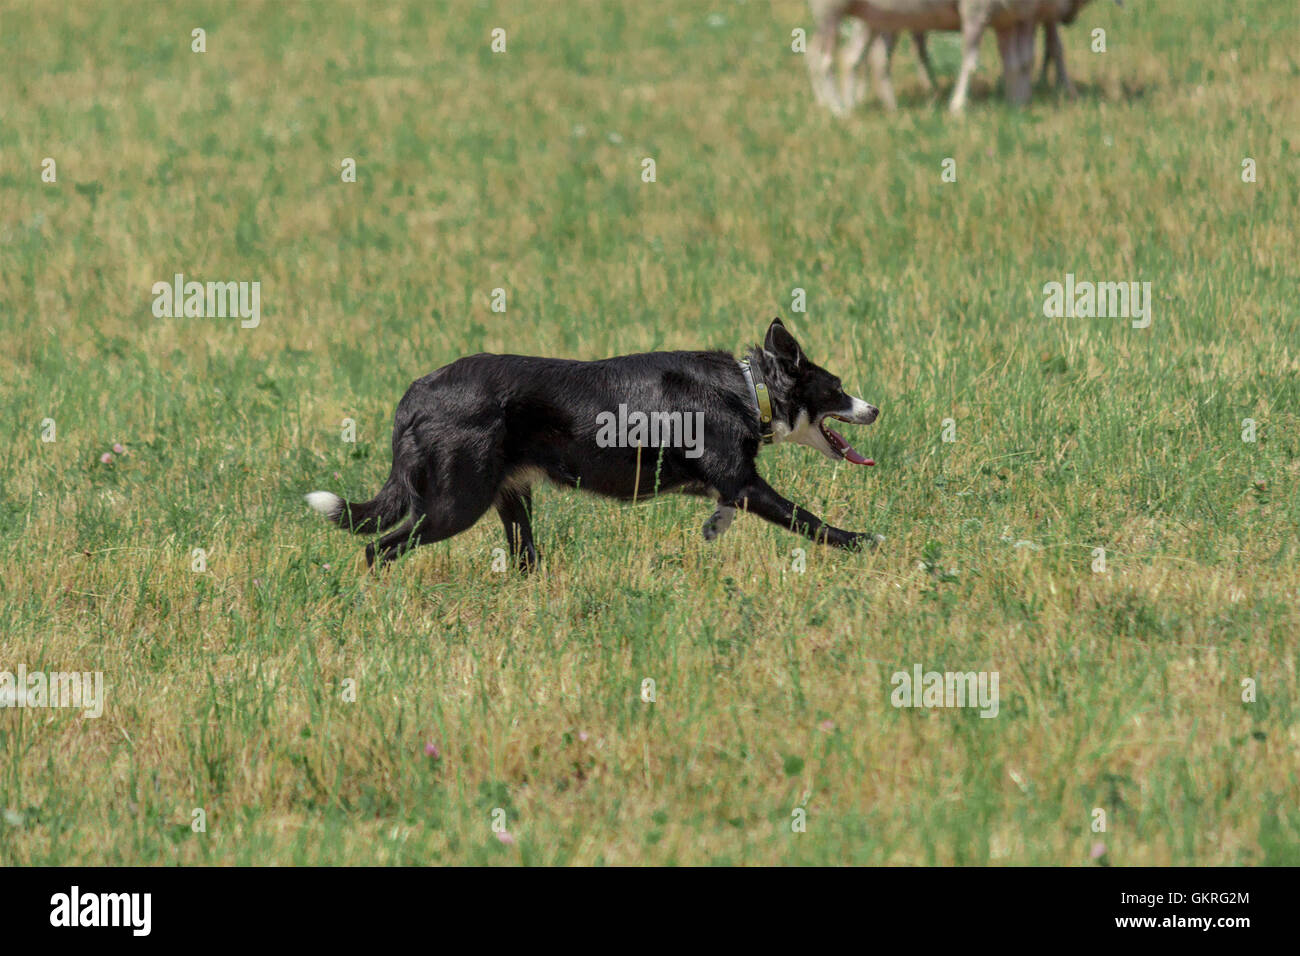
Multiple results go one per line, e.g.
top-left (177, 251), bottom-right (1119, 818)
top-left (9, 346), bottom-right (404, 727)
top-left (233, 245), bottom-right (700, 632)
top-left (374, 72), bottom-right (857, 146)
top-left (807, 0), bottom-right (1111, 114)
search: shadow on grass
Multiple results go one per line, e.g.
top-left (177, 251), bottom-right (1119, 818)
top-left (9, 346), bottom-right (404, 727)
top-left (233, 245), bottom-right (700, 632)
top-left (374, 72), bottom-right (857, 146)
top-left (845, 75), bottom-right (1156, 114)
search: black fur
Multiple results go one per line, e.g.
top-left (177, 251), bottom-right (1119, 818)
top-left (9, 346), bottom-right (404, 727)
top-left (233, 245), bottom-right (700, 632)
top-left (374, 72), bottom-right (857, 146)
top-left (309, 318), bottom-right (880, 569)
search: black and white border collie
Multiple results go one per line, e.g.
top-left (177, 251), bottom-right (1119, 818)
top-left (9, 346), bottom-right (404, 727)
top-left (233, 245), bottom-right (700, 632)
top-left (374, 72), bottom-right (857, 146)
top-left (306, 318), bottom-right (881, 570)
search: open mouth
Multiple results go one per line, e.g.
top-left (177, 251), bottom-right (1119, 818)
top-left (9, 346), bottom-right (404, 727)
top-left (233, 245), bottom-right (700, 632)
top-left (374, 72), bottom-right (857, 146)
top-left (819, 415), bottom-right (875, 466)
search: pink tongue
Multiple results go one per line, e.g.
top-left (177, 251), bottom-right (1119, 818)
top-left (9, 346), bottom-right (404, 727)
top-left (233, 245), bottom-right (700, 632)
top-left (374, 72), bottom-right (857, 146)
top-left (826, 425), bottom-right (875, 466)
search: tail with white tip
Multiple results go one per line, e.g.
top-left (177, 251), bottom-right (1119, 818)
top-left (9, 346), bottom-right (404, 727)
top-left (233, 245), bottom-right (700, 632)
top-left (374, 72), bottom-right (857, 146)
top-left (304, 475), bottom-right (406, 535)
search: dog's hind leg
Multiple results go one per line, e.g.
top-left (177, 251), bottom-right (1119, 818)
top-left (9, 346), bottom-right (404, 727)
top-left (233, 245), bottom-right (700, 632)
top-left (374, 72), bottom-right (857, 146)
top-left (366, 517), bottom-right (416, 569)
top-left (496, 489), bottom-right (538, 572)
top-left (702, 505), bottom-right (736, 542)
top-left (365, 459), bottom-right (500, 569)
top-left (366, 496), bottom-right (497, 568)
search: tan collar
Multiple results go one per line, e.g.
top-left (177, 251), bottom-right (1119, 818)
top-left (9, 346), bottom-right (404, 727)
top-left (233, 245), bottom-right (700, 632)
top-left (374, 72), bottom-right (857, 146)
top-left (739, 360), bottom-right (774, 444)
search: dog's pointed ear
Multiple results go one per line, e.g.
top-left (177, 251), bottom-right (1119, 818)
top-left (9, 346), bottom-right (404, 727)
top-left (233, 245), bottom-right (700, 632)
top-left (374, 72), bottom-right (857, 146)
top-left (764, 317), bottom-right (804, 367)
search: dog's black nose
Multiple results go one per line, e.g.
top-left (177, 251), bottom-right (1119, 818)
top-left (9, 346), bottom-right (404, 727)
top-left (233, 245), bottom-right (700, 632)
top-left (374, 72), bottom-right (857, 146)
top-left (865, 405), bottom-right (879, 424)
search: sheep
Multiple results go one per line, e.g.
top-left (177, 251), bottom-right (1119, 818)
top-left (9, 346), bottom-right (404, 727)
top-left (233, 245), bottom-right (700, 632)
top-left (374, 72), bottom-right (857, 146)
top-left (806, 17), bottom-right (938, 114)
top-left (969, 1), bottom-right (1087, 110)
top-left (1038, 1), bottom-right (1121, 96)
top-left (807, 1), bottom-right (1109, 113)
top-left (807, 0), bottom-right (958, 115)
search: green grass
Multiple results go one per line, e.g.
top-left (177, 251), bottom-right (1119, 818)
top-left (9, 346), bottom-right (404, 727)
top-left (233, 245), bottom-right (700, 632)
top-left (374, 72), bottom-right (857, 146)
top-left (0, 0), bottom-right (1297, 865)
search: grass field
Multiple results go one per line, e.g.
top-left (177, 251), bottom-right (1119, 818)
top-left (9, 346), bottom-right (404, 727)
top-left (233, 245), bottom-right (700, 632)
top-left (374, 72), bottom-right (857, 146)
top-left (1, 0), bottom-right (1297, 866)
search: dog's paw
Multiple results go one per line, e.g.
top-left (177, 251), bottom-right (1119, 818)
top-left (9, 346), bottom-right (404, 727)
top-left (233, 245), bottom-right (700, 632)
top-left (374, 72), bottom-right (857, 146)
top-left (841, 531), bottom-right (885, 551)
top-left (702, 506), bottom-right (736, 542)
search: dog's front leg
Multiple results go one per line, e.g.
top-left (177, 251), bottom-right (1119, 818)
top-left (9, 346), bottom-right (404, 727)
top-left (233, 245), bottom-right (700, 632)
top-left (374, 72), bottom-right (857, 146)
top-left (734, 477), bottom-right (878, 550)
top-left (495, 490), bottom-right (539, 572)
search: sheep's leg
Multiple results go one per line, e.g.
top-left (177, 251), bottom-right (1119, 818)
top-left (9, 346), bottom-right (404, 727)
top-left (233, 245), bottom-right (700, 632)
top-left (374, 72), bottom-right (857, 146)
top-left (998, 21), bottom-right (1033, 106)
top-left (809, 9), bottom-right (847, 115)
top-left (840, 17), bottom-right (872, 110)
top-left (912, 30), bottom-right (937, 93)
top-left (1039, 21), bottom-right (1054, 85)
top-left (950, 8), bottom-right (985, 113)
top-left (867, 31), bottom-right (898, 111)
top-left (1045, 20), bottom-right (1076, 97)
top-left (997, 27), bottom-right (1015, 99)
top-left (1015, 20), bottom-right (1036, 103)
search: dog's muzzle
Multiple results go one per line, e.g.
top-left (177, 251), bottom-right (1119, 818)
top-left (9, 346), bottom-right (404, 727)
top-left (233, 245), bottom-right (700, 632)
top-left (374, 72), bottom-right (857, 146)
top-left (819, 398), bottom-right (878, 465)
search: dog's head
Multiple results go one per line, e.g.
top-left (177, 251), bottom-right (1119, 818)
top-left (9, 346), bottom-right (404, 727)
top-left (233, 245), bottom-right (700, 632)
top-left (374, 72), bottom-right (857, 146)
top-left (752, 318), bottom-right (878, 465)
